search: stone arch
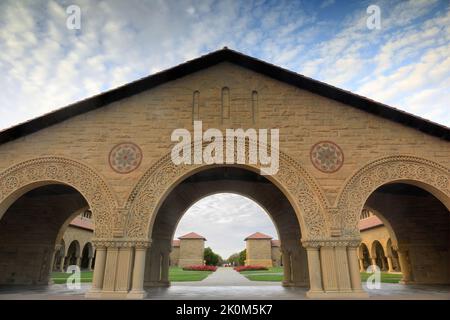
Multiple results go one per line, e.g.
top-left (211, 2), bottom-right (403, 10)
top-left (0, 157), bottom-right (118, 238)
top-left (363, 205), bottom-right (399, 248)
top-left (67, 240), bottom-right (81, 258)
top-left (83, 242), bottom-right (94, 258)
top-left (336, 155), bottom-right (450, 237)
top-left (124, 138), bottom-right (329, 241)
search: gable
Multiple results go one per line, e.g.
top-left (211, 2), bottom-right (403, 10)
top-left (0, 48), bottom-right (448, 145)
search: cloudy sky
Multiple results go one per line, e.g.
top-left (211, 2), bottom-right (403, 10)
top-left (175, 193), bottom-right (277, 258)
top-left (1, 1), bottom-right (448, 257)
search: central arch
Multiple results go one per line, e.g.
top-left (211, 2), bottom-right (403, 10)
top-left (144, 166), bottom-right (309, 288)
top-left (124, 138), bottom-right (330, 241)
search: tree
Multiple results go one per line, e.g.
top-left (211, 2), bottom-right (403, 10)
top-left (204, 247), bottom-right (222, 266)
top-left (227, 252), bottom-right (240, 266)
top-left (238, 249), bottom-right (246, 266)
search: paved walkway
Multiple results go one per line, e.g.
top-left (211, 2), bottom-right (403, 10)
top-left (0, 269), bottom-right (449, 299)
top-left (176, 267), bottom-right (275, 286)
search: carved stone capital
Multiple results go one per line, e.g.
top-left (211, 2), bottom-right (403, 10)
top-left (302, 238), bottom-right (361, 248)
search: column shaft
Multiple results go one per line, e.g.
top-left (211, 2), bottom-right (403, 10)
top-left (347, 246), bottom-right (364, 292)
top-left (129, 247), bottom-right (147, 298)
top-left (90, 247), bottom-right (106, 293)
top-left (306, 247), bottom-right (323, 293)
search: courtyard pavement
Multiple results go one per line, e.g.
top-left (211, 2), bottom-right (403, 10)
top-left (0, 267), bottom-right (449, 300)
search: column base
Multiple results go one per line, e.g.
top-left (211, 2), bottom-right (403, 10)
top-left (144, 281), bottom-right (170, 288)
top-left (158, 280), bottom-right (171, 287)
top-left (127, 290), bottom-right (147, 299)
top-left (282, 281), bottom-right (294, 287)
top-left (86, 290), bottom-right (129, 299)
top-left (399, 280), bottom-right (415, 285)
top-left (306, 290), bottom-right (369, 299)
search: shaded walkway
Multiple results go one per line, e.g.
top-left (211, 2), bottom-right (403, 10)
top-left (0, 283), bottom-right (448, 300)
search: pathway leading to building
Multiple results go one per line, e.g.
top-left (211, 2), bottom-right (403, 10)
top-left (175, 267), bottom-right (278, 287)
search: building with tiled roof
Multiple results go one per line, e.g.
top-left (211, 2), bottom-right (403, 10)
top-left (170, 232), bottom-right (206, 267)
top-left (244, 232), bottom-right (281, 268)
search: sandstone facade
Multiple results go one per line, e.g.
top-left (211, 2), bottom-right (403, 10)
top-left (0, 48), bottom-right (448, 299)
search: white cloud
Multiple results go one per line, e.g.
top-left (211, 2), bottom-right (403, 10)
top-left (175, 193), bottom-right (278, 258)
top-left (0, 0), bottom-right (447, 128)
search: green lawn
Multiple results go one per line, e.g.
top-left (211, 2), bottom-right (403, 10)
top-left (240, 267), bottom-right (283, 281)
top-left (169, 267), bottom-right (213, 282)
top-left (51, 268), bottom-right (213, 284)
top-left (360, 272), bottom-right (403, 283)
top-left (238, 267), bottom-right (403, 284)
top-left (51, 271), bottom-right (93, 284)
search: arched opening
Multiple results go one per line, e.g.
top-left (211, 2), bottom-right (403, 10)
top-left (81, 243), bottom-right (93, 270)
top-left (358, 243), bottom-right (371, 271)
top-left (144, 166), bottom-right (309, 289)
top-left (0, 184), bottom-right (89, 285)
top-left (171, 193), bottom-right (282, 278)
top-left (67, 240), bottom-right (80, 267)
top-left (371, 240), bottom-right (388, 271)
top-left (363, 182), bottom-right (450, 284)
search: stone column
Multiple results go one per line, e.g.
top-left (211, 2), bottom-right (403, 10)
top-left (87, 245), bottom-right (107, 296)
top-left (48, 244), bottom-right (61, 284)
top-left (159, 251), bottom-right (170, 287)
top-left (88, 257), bottom-right (93, 271)
top-left (381, 256), bottom-right (387, 271)
top-left (370, 258), bottom-right (377, 271)
top-left (128, 242), bottom-right (150, 299)
top-left (291, 246), bottom-right (309, 287)
top-left (387, 256), bottom-right (394, 273)
top-left (60, 256), bottom-right (66, 272)
top-left (76, 256), bottom-right (82, 267)
top-left (397, 248), bottom-right (413, 284)
top-left (347, 244), bottom-right (365, 294)
top-left (281, 250), bottom-right (292, 286)
top-left (305, 245), bottom-right (323, 297)
top-left (358, 258), bottom-right (365, 272)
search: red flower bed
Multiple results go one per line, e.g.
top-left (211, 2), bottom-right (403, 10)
top-left (182, 265), bottom-right (217, 271)
top-left (234, 265), bottom-right (268, 272)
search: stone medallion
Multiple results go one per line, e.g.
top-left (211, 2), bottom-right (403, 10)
top-left (109, 142), bottom-right (143, 174)
top-left (310, 141), bottom-right (344, 173)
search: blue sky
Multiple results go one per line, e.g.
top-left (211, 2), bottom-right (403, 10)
top-left (1, 0), bottom-right (448, 257)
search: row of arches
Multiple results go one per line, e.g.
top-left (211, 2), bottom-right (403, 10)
top-left (359, 239), bottom-right (401, 273)
top-left (0, 154), bottom-right (448, 297)
top-left (52, 240), bottom-right (95, 272)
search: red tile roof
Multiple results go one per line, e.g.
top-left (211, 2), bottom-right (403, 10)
top-left (271, 240), bottom-right (280, 247)
top-left (178, 232), bottom-right (206, 240)
top-left (245, 232), bottom-right (273, 240)
top-left (69, 216), bottom-right (94, 231)
top-left (359, 215), bottom-right (383, 231)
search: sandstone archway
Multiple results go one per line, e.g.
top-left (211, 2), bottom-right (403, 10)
top-left (0, 157), bottom-right (118, 238)
top-left (124, 139), bottom-right (330, 241)
top-left (144, 166), bottom-right (309, 289)
top-left (338, 155), bottom-right (450, 285)
top-left (337, 155), bottom-right (450, 237)
top-left (0, 157), bottom-right (117, 286)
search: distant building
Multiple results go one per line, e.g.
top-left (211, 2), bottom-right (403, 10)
top-left (170, 232), bottom-right (206, 267)
top-left (244, 232), bottom-right (282, 268)
top-left (358, 209), bottom-right (401, 273)
top-left (53, 209), bottom-right (95, 272)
